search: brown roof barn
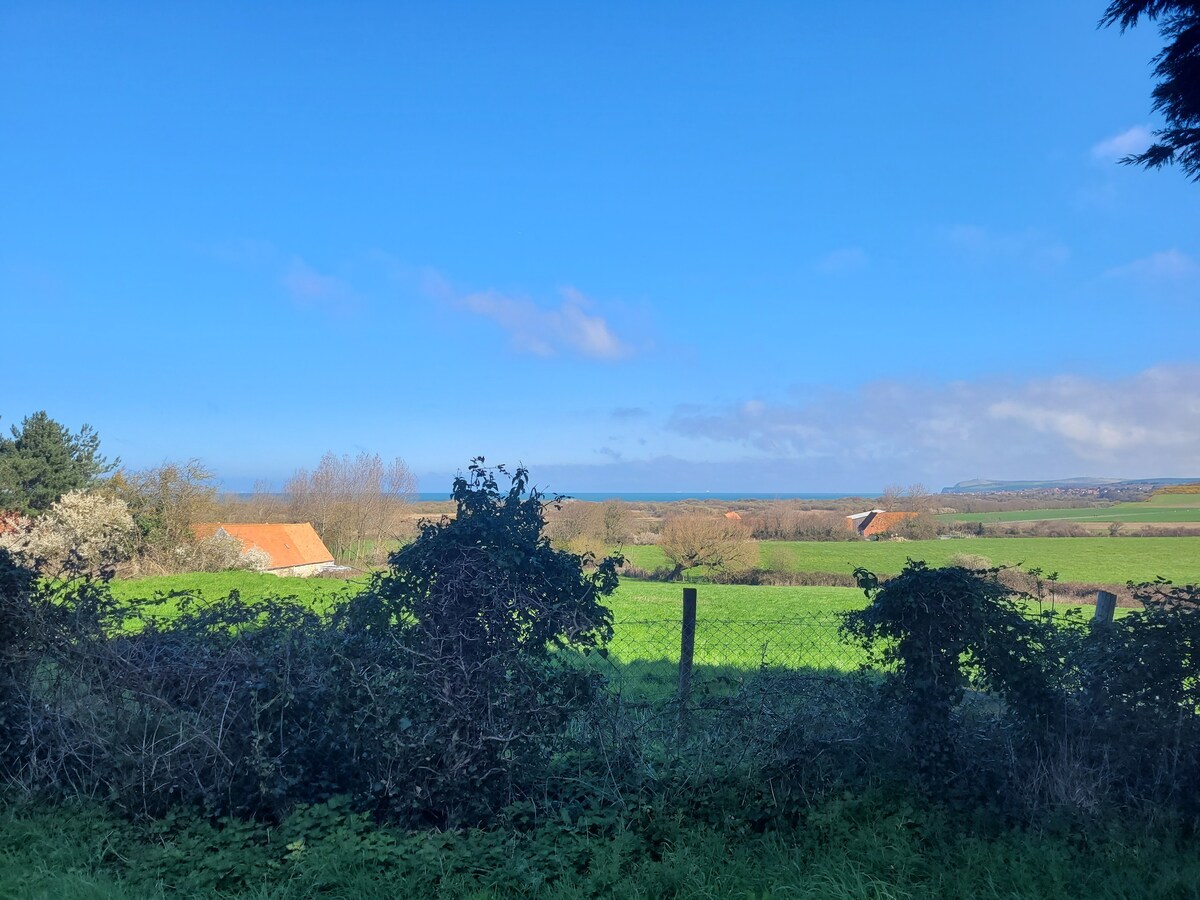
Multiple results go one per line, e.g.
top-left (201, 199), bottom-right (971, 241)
top-left (191, 523), bottom-right (335, 576)
top-left (845, 510), bottom-right (918, 539)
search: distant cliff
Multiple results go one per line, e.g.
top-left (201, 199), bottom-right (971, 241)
top-left (941, 477), bottom-right (1200, 495)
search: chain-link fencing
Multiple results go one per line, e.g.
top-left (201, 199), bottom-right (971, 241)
top-left (575, 612), bottom-right (870, 701)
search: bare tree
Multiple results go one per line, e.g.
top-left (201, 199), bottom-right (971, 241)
top-left (659, 515), bottom-right (757, 580)
top-left (600, 499), bottom-right (633, 545)
top-left (109, 459), bottom-right (219, 566)
top-left (247, 479), bottom-right (286, 522)
top-left (905, 483), bottom-right (931, 513)
top-left (286, 452), bottom-right (416, 566)
top-left (880, 484), bottom-right (904, 512)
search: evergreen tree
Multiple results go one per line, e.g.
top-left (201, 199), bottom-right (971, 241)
top-left (0, 412), bottom-right (116, 514)
top-left (1101, 1), bottom-right (1200, 180)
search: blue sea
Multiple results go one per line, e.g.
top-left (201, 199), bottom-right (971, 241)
top-left (415, 491), bottom-right (879, 502)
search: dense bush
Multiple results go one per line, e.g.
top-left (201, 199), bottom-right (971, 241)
top-left (842, 561), bottom-right (1066, 781)
top-left (0, 490), bottom-right (137, 576)
top-left (0, 462), bottom-right (622, 828)
top-left (340, 460), bottom-right (621, 825)
top-left (1071, 580), bottom-right (1200, 820)
top-left (742, 508), bottom-right (855, 541)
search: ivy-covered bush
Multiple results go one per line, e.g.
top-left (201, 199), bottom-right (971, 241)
top-left (841, 561), bottom-right (1066, 781)
top-left (341, 459), bottom-right (622, 825)
top-left (2, 461), bottom-right (622, 827)
top-left (1074, 580), bottom-right (1200, 818)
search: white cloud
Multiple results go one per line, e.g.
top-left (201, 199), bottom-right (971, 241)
top-left (1105, 249), bottom-right (1199, 283)
top-left (459, 285), bottom-right (631, 361)
top-left (666, 366), bottom-right (1200, 484)
top-left (1091, 126), bottom-right (1153, 162)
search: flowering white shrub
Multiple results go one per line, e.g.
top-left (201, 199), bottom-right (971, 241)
top-left (186, 532), bottom-right (274, 573)
top-left (0, 490), bottom-right (137, 575)
top-left (240, 547), bottom-right (272, 573)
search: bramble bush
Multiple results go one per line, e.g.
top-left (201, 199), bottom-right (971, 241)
top-left (841, 561), bottom-right (1068, 783)
top-left (0, 461), bottom-right (622, 827)
top-left (340, 460), bottom-right (621, 825)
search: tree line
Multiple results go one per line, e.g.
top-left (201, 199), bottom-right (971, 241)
top-left (0, 410), bottom-right (416, 574)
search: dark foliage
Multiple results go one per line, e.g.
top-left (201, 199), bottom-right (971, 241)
top-left (1073, 579), bottom-right (1200, 817)
top-left (842, 561), bottom-right (1067, 781)
top-left (0, 461), bottom-right (623, 827)
top-left (1101, 1), bottom-right (1200, 179)
top-left (341, 460), bottom-right (621, 825)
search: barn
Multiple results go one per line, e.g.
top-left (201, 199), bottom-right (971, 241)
top-left (191, 522), bottom-right (336, 577)
top-left (845, 509), bottom-right (918, 539)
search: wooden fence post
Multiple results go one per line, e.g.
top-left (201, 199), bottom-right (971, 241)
top-left (678, 587), bottom-right (697, 704)
top-left (1093, 590), bottom-right (1117, 625)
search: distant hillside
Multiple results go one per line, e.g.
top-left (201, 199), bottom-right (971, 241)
top-left (941, 477), bottom-right (1200, 495)
top-left (1156, 483), bottom-right (1200, 495)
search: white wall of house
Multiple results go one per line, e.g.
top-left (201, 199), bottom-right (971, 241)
top-left (265, 562), bottom-right (335, 578)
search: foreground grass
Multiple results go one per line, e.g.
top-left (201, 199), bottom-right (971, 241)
top-left (620, 536), bottom-right (1200, 585)
top-left (3, 796), bottom-right (1198, 899)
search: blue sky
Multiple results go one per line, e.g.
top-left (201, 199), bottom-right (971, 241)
top-left (3, 2), bottom-right (1198, 493)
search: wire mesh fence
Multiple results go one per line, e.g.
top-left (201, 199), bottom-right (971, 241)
top-left (577, 600), bottom-right (1100, 703)
top-left (576, 613), bottom-right (869, 701)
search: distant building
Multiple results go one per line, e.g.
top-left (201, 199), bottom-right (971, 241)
top-left (845, 509), bottom-right (918, 539)
top-left (723, 511), bottom-right (743, 521)
top-left (191, 522), bottom-right (335, 577)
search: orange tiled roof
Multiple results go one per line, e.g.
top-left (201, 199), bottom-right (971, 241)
top-left (191, 522), bottom-right (334, 569)
top-left (861, 511), bottom-right (918, 537)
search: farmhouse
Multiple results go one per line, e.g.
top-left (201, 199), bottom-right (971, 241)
top-left (845, 509), bottom-right (918, 539)
top-left (191, 522), bottom-right (336, 577)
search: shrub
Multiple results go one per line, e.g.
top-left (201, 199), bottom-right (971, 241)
top-left (659, 515), bottom-right (757, 580)
top-left (947, 552), bottom-right (993, 570)
top-left (182, 531), bottom-right (272, 573)
top-left (339, 460), bottom-right (621, 825)
top-left (0, 489), bottom-right (137, 576)
top-left (842, 561), bottom-right (1065, 781)
top-left (1073, 580), bottom-right (1200, 818)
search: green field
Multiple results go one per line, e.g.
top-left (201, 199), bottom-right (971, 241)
top-left (110, 574), bottom-right (1094, 700)
top-left (620, 536), bottom-right (1200, 585)
top-left (938, 492), bottom-right (1200, 525)
top-left (108, 571), bottom-right (366, 619)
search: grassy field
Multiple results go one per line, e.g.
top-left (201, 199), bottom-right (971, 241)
top-left (620, 536), bottom-right (1200, 585)
top-left (108, 571), bottom-right (367, 619)
top-left (111, 573), bottom-right (867, 620)
top-left (938, 492), bottom-right (1200, 525)
top-left (110, 574), bottom-right (1093, 701)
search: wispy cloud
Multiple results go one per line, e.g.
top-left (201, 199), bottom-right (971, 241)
top-left (279, 256), bottom-right (359, 313)
top-left (944, 225), bottom-right (1069, 270)
top-left (282, 257), bottom-right (343, 299)
top-left (1091, 126), bottom-right (1153, 162)
top-left (815, 247), bottom-right (868, 275)
top-left (456, 285), bottom-right (632, 360)
top-left (612, 406), bottom-right (649, 419)
top-left (1105, 249), bottom-right (1199, 283)
top-left (666, 366), bottom-right (1200, 483)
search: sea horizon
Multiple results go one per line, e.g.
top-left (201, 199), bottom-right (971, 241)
top-left (416, 491), bottom-right (881, 503)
